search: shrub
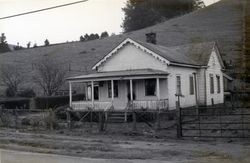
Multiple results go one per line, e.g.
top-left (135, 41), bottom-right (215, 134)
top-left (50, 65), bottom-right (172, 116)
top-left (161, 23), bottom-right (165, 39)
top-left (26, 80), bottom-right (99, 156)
top-left (17, 89), bottom-right (36, 98)
top-left (0, 110), bottom-right (14, 127)
top-left (5, 87), bottom-right (15, 97)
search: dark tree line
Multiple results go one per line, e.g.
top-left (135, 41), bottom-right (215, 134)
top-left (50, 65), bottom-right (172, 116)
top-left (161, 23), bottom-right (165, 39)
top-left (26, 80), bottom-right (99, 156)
top-left (13, 42), bottom-right (24, 51)
top-left (79, 31), bottom-right (109, 42)
top-left (1, 31), bottom-right (110, 52)
top-left (122, 0), bottom-right (205, 32)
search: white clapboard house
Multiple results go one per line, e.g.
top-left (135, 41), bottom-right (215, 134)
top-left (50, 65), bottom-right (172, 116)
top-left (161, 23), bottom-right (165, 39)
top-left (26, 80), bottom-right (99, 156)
top-left (67, 36), bottom-right (225, 111)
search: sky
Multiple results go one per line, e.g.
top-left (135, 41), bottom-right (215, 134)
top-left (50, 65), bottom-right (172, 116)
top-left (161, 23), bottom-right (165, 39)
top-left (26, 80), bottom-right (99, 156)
top-left (0, 0), bottom-right (220, 47)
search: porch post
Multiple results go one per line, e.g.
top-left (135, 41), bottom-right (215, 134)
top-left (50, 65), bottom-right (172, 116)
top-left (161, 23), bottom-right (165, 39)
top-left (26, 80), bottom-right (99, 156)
top-left (91, 81), bottom-right (94, 108)
top-left (130, 79), bottom-right (133, 101)
top-left (111, 80), bottom-right (114, 104)
top-left (85, 83), bottom-right (88, 100)
top-left (69, 81), bottom-right (72, 107)
top-left (156, 78), bottom-right (160, 100)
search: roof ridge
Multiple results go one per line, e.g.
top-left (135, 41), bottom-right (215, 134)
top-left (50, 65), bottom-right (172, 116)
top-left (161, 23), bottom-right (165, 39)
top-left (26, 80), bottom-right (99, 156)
top-left (138, 39), bottom-right (216, 48)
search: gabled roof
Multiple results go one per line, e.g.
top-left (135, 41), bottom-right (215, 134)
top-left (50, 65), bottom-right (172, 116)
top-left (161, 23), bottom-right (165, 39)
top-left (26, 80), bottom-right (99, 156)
top-left (143, 41), bottom-right (225, 68)
top-left (138, 41), bottom-right (216, 66)
top-left (92, 37), bottom-right (222, 70)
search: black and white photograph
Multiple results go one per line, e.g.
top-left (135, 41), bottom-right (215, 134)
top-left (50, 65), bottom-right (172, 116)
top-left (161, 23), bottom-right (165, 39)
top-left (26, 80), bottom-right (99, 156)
top-left (0, 0), bottom-right (250, 162)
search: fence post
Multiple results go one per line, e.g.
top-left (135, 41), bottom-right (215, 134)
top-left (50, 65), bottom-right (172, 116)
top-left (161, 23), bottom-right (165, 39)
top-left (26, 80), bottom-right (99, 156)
top-left (196, 106), bottom-right (201, 137)
top-left (219, 109), bottom-right (222, 137)
top-left (155, 108), bottom-right (161, 130)
top-left (14, 108), bottom-right (18, 129)
top-left (99, 111), bottom-right (105, 132)
top-left (231, 92), bottom-right (234, 109)
top-left (241, 107), bottom-right (245, 138)
top-left (132, 111), bottom-right (137, 131)
top-left (176, 101), bottom-right (182, 138)
top-left (124, 110), bottom-right (127, 123)
top-left (66, 109), bottom-right (71, 129)
top-left (90, 109), bottom-right (93, 129)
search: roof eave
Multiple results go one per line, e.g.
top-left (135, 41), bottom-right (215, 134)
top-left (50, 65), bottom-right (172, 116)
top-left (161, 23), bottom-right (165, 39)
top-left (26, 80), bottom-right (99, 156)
top-left (67, 73), bottom-right (169, 82)
top-left (170, 62), bottom-right (206, 68)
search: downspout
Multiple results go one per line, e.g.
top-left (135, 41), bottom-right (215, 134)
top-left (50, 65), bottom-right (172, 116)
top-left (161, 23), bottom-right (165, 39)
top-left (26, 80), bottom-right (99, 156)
top-left (204, 69), bottom-right (207, 106)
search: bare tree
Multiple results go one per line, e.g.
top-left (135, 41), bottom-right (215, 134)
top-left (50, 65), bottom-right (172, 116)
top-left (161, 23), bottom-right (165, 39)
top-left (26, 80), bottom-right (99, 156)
top-left (0, 64), bottom-right (24, 96)
top-left (33, 58), bottom-right (67, 96)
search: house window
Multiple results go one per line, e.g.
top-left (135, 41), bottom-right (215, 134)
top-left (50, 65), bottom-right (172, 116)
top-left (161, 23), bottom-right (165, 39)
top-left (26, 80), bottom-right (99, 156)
top-left (176, 76), bottom-right (182, 95)
top-left (217, 75), bottom-right (221, 93)
top-left (145, 79), bottom-right (156, 96)
top-left (189, 75), bottom-right (194, 95)
top-left (210, 74), bottom-right (214, 94)
top-left (108, 81), bottom-right (118, 98)
top-left (94, 86), bottom-right (99, 100)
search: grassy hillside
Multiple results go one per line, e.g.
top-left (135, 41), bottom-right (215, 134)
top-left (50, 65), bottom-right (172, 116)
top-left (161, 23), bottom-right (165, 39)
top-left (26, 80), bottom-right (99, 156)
top-left (0, 0), bottom-right (247, 94)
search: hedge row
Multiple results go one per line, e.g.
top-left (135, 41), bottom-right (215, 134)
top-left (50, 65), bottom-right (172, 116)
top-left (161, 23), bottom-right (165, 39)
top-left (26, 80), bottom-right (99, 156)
top-left (0, 98), bottom-right (30, 109)
top-left (0, 94), bottom-right (85, 110)
top-left (34, 94), bottom-right (85, 109)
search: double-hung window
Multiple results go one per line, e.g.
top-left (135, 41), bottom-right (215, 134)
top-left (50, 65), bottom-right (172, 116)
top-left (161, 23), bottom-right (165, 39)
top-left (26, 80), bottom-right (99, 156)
top-left (216, 75), bottom-right (221, 93)
top-left (210, 74), bottom-right (214, 94)
top-left (189, 75), bottom-right (194, 95)
top-left (176, 76), bottom-right (182, 95)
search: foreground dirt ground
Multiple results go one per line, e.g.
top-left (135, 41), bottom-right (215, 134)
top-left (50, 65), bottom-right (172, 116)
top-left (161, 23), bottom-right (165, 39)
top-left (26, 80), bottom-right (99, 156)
top-left (0, 127), bottom-right (249, 163)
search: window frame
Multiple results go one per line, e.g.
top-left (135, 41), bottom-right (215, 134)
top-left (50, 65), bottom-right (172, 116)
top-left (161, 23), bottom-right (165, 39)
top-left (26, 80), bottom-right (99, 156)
top-left (108, 80), bottom-right (118, 98)
top-left (189, 75), bottom-right (195, 95)
top-left (176, 75), bottom-right (182, 95)
top-left (216, 75), bottom-right (221, 93)
top-left (144, 79), bottom-right (156, 96)
top-left (210, 74), bottom-right (214, 94)
top-left (94, 86), bottom-right (99, 100)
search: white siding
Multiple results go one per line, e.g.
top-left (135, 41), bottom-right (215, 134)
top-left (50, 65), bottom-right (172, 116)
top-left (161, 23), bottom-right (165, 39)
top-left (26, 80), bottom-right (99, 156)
top-left (197, 68), bottom-right (206, 105)
top-left (205, 48), bottom-right (224, 105)
top-left (98, 44), bottom-right (168, 72)
top-left (167, 66), bottom-right (198, 110)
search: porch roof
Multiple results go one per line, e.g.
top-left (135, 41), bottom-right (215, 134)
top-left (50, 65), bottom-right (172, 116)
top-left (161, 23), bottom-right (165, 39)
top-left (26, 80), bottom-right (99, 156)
top-left (67, 69), bottom-right (169, 82)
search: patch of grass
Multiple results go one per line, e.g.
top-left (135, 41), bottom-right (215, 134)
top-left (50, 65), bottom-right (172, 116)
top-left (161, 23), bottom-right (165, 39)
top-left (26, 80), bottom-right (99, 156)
top-left (195, 151), bottom-right (233, 160)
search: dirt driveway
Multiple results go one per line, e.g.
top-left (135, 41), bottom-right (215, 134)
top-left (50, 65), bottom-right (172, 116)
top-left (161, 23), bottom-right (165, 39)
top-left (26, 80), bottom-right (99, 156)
top-left (0, 128), bottom-right (249, 163)
top-left (0, 149), bottom-right (178, 163)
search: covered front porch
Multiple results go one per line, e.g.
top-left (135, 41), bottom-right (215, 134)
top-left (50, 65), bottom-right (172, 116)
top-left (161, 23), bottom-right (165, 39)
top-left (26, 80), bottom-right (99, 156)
top-left (67, 69), bottom-right (169, 111)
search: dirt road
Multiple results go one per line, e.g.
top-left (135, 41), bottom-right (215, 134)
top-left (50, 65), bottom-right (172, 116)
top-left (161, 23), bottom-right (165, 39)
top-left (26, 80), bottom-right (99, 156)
top-left (0, 149), bottom-right (175, 163)
top-left (0, 129), bottom-right (249, 163)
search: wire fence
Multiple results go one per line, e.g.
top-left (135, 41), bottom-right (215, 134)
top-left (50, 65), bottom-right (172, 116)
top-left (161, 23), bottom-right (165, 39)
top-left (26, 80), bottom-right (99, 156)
top-left (180, 106), bottom-right (250, 138)
top-left (0, 109), bottom-right (59, 130)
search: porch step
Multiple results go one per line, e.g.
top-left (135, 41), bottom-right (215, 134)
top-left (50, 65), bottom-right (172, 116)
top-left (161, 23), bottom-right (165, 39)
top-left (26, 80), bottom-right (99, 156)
top-left (107, 111), bottom-right (132, 123)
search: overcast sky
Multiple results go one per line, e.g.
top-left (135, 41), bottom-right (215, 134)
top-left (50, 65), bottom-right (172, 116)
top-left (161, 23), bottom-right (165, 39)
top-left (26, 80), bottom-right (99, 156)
top-left (0, 0), bottom-right (220, 47)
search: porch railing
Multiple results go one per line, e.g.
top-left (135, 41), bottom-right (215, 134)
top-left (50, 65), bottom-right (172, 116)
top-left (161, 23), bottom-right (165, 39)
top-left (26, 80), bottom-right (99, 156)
top-left (71, 101), bottom-right (112, 111)
top-left (132, 99), bottom-right (169, 110)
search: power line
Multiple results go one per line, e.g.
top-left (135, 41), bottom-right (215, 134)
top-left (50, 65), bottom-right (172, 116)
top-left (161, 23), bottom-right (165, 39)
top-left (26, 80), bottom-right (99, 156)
top-left (0, 0), bottom-right (89, 20)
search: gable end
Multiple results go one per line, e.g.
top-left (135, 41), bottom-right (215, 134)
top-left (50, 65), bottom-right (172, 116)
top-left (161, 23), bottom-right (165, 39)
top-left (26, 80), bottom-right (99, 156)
top-left (92, 38), bottom-right (170, 70)
top-left (211, 43), bottom-right (225, 69)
